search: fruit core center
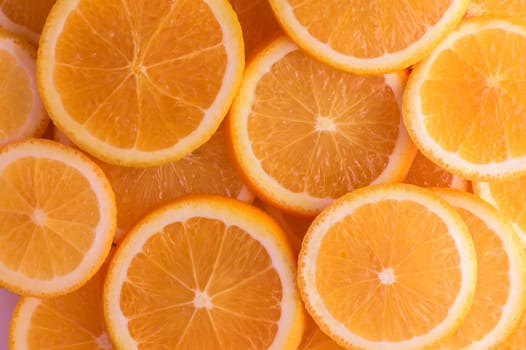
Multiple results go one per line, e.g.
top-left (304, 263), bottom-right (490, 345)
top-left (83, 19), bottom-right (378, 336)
top-left (193, 290), bottom-right (212, 309)
top-left (378, 267), bottom-right (396, 285)
top-left (32, 208), bottom-right (46, 226)
top-left (315, 115), bottom-right (336, 132)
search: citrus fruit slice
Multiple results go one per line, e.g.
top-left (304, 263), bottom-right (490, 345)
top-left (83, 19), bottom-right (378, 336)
top-left (498, 311), bottom-right (526, 349)
top-left (404, 17), bottom-right (526, 181)
top-left (229, 0), bottom-right (281, 55)
top-left (434, 188), bottom-right (526, 349)
top-left (229, 36), bottom-right (416, 216)
top-left (466, 0), bottom-right (526, 19)
top-left (0, 138), bottom-right (115, 297)
top-left (0, 29), bottom-right (48, 147)
top-left (38, 0), bottom-right (244, 166)
top-left (267, 0), bottom-right (469, 74)
top-left (404, 150), bottom-right (469, 189)
top-left (55, 123), bottom-right (253, 243)
top-left (299, 314), bottom-right (346, 350)
top-left (0, 0), bottom-right (56, 46)
top-left (8, 257), bottom-right (112, 350)
top-left (104, 195), bottom-right (304, 349)
top-left (298, 183), bottom-right (477, 350)
top-left (474, 178), bottom-right (526, 245)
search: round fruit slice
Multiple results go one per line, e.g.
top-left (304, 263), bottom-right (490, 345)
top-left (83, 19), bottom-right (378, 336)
top-left (0, 138), bottom-right (115, 297)
top-left (474, 179), bottom-right (526, 245)
top-left (404, 17), bottom-right (526, 181)
top-left (0, 0), bottom-right (56, 46)
top-left (55, 123), bottom-right (253, 243)
top-left (498, 312), bottom-right (526, 349)
top-left (9, 257), bottom-right (112, 350)
top-left (38, 0), bottom-right (244, 166)
top-left (434, 188), bottom-right (526, 349)
top-left (298, 183), bottom-right (477, 350)
top-left (466, 0), bottom-right (526, 19)
top-left (299, 314), bottom-right (346, 350)
top-left (104, 195), bottom-right (304, 349)
top-left (0, 29), bottom-right (48, 147)
top-left (268, 0), bottom-right (469, 74)
top-left (229, 36), bottom-right (416, 216)
top-left (404, 150), bottom-right (469, 189)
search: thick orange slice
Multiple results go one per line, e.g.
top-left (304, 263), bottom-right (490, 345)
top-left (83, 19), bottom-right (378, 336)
top-left (38, 0), bottom-right (244, 166)
top-left (0, 29), bottom-right (48, 147)
top-left (298, 183), bottom-right (477, 350)
top-left (104, 195), bottom-right (304, 349)
top-left (435, 188), bottom-right (526, 349)
top-left (466, 0), bottom-right (526, 18)
top-left (8, 257), bottom-right (112, 350)
top-left (268, 0), bottom-right (469, 74)
top-left (404, 17), bottom-right (526, 181)
top-left (0, 138), bottom-right (115, 297)
top-left (404, 150), bottom-right (469, 189)
top-left (229, 36), bottom-right (416, 216)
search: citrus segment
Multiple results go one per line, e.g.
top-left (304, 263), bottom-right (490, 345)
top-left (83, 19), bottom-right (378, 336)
top-left (298, 314), bottom-right (346, 350)
top-left (38, 0), bottom-right (244, 166)
top-left (0, 0), bottom-right (56, 46)
top-left (404, 150), bottom-right (469, 189)
top-left (498, 311), bottom-right (526, 349)
top-left (0, 138), bottom-right (115, 297)
top-left (466, 0), bottom-right (526, 19)
top-left (8, 257), bottom-right (113, 350)
top-left (268, 0), bottom-right (469, 74)
top-left (435, 188), bottom-right (526, 349)
top-left (298, 183), bottom-right (477, 350)
top-left (229, 36), bottom-right (415, 216)
top-left (404, 17), bottom-right (526, 181)
top-left (104, 195), bottom-right (304, 349)
top-left (0, 29), bottom-right (48, 147)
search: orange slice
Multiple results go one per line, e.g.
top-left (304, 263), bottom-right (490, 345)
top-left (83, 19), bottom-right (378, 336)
top-left (38, 0), bottom-right (244, 166)
top-left (434, 188), bottom-right (526, 349)
top-left (55, 123), bottom-right (253, 243)
top-left (0, 138), bottom-right (115, 297)
top-left (229, 36), bottom-right (416, 216)
top-left (104, 195), bottom-right (304, 349)
top-left (0, 0), bottom-right (56, 46)
top-left (404, 17), bottom-right (526, 181)
top-left (0, 28), bottom-right (48, 147)
top-left (404, 150), bottom-right (469, 189)
top-left (228, 0), bottom-right (281, 55)
top-left (267, 0), bottom-right (469, 74)
top-left (299, 314), bottom-right (346, 350)
top-left (298, 183), bottom-right (477, 350)
top-left (466, 0), bottom-right (526, 18)
top-left (499, 311), bottom-right (526, 349)
top-left (474, 178), bottom-right (526, 245)
top-left (8, 257), bottom-right (112, 350)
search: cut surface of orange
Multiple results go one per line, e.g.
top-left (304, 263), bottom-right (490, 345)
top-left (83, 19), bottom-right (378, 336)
top-left (404, 150), bottom-right (469, 189)
top-left (0, 0), bottom-right (56, 46)
top-left (298, 314), bottom-right (346, 350)
top-left (474, 178), bottom-right (526, 246)
top-left (298, 183), bottom-right (477, 350)
top-left (0, 138), bottom-right (115, 297)
top-left (0, 28), bottom-right (48, 147)
top-left (466, 0), bottom-right (526, 19)
top-left (56, 123), bottom-right (253, 243)
top-left (38, 0), bottom-right (244, 166)
top-left (434, 188), bottom-right (526, 349)
top-left (404, 17), bottom-right (526, 181)
top-left (104, 195), bottom-right (304, 349)
top-left (268, 0), bottom-right (469, 74)
top-left (228, 0), bottom-right (281, 55)
top-left (8, 258), bottom-right (113, 350)
top-left (498, 311), bottom-right (526, 349)
top-left (229, 36), bottom-right (416, 216)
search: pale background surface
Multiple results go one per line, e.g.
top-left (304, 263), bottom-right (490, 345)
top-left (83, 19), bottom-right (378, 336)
top-left (0, 289), bottom-right (19, 350)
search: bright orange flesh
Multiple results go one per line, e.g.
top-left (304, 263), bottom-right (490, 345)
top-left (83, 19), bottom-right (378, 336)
top-left (500, 312), bottom-right (526, 349)
top-left (0, 0), bottom-right (56, 45)
top-left (404, 151), bottom-right (468, 189)
top-left (466, 0), bottom-right (526, 18)
top-left (298, 314), bottom-right (346, 350)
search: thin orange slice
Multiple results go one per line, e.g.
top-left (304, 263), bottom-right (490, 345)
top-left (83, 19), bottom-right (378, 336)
top-left (498, 311), bottom-right (526, 349)
top-left (434, 188), bottom-right (526, 349)
top-left (229, 36), bottom-right (416, 216)
top-left (0, 138), bottom-right (115, 297)
top-left (299, 314), bottom-right (346, 350)
top-left (104, 195), bottom-right (304, 349)
top-left (55, 123), bottom-right (253, 243)
top-left (0, 0), bottom-right (56, 46)
top-left (0, 28), bottom-right (48, 147)
top-left (466, 0), bottom-right (526, 19)
top-left (298, 183), bottom-right (477, 350)
top-left (404, 17), bottom-right (526, 181)
top-left (8, 257), bottom-right (112, 350)
top-left (404, 150), bottom-right (469, 189)
top-left (38, 0), bottom-right (244, 166)
top-left (268, 0), bottom-right (469, 74)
